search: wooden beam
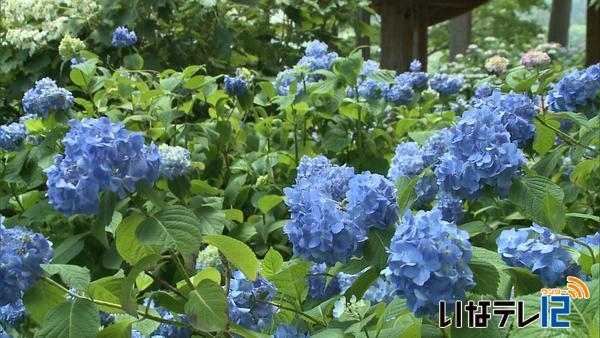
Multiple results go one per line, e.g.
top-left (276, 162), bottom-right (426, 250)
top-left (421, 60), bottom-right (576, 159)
top-left (587, 0), bottom-right (600, 65)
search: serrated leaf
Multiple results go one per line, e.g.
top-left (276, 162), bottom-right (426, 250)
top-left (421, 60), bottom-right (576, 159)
top-left (262, 247), bottom-right (284, 279)
top-left (41, 264), bottom-right (91, 292)
top-left (509, 174), bottom-right (565, 226)
top-left (571, 159), bottom-right (598, 188)
top-left (504, 267), bottom-right (543, 296)
top-left (202, 234), bottom-right (259, 280)
top-left (36, 299), bottom-right (99, 338)
top-left (89, 276), bottom-right (124, 313)
top-left (185, 280), bottom-right (228, 332)
top-left (469, 260), bottom-right (500, 297)
top-left (533, 119), bottom-right (557, 155)
top-left (97, 320), bottom-right (133, 338)
top-left (271, 260), bottom-right (311, 301)
top-left (363, 228), bottom-right (394, 270)
top-left (136, 205), bottom-right (202, 259)
top-left (23, 279), bottom-right (67, 323)
top-left (116, 215), bottom-right (161, 264)
top-left (540, 191), bottom-right (566, 232)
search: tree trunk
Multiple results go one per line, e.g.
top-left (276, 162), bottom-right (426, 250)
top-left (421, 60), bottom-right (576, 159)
top-left (449, 12), bottom-right (472, 60)
top-left (548, 0), bottom-right (572, 47)
top-left (587, 0), bottom-right (600, 65)
top-left (379, 0), bottom-right (428, 72)
top-left (356, 8), bottom-right (371, 60)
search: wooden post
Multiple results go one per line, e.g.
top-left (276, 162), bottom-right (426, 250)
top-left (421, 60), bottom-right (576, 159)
top-left (412, 1), bottom-right (429, 71)
top-left (380, 0), bottom-right (413, 72)
top-left (587, 0), bottom-right (600, 65)
top-left (548, 0), bottom-right (572, 47)
top-left (357, 8), bottom-right (371, 59)
top-left (449, 12), bottom-right (472, 60)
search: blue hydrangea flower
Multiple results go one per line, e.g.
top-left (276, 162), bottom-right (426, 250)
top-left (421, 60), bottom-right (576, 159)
top-left (228, 271), bottom-right (277, 331)
top-left (338, 271), bottom-right (396, 304)
top-left (0, 325), bottom-right (8, 338)
top-left (111, 26), bottom-right (137, 47)
top-left (0, 299), bottom-right (25, 328)
top-left (429, 74), bottom-right (464, 95)
top-left (410, 72), bottom-right (429, 89)
top-left (574, 232), bottom-right (599, 250)
top-left (383, 210), bottom-right (475, 318)
top-left (497, 224), bottom-right (585, 286)
top-left (347, 172), bottom-right (399, 231)
top-left (297, 40), bottom-right (338, 72)
top-left (132, 299), bottom-right (190, 338)
top-left (474, 83), bottom-right (493, 99)
top-left (561, 156), bottom-right (574, 179)
top-left (70, 55), bottom-right (87, 66)
top-left (294, 155), bottom-right (355, 201)
top-left (421, 129), bottom-right (450, 167)
top-left (546, 64), bottom-right (600, 114)
top-left (274, 323), bottom-right (310, 338)
top-left (99, 312), bottom-right (114, 327)
top-left (0, 220), bottom-right (54, 306)
top-left (0, 122), bottom-right (26, 151)
top-left (22, 78), bottom-right (74, 117)
top-left (388, 142), bottom-right (424, 180)
top-left (413, 175), bottom-right (438, 208)
top-left (158, 144), bottom-right (191, 179)
top-left (432, 191), bottom-right (464, 223)
top-left (346, 60), bottom-right (385, 99)
top-left (409, 60), bottom-right (422, 72)
top-left (224, 75), bottom-right (249, 96)
top-left (307, 263), bottom-right (340, 300)
top-left (273, 68), bottom-right (301, 96)
top-left (435, 105), bottom-right (525, 199)
top-left (476, 90), bottom-right (537, 144)
top-left (382, 74), bottom-right (415, 105)
top-left (45, 117), bottom-right (161, 216)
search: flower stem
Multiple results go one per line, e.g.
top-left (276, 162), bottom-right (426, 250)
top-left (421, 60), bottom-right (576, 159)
top-left (534, 116), bottom-right (598, 155)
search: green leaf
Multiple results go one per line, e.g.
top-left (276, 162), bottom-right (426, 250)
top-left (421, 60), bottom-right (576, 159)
top-left (395, 176), bottom-right (419, 214)
top-left (93, 191), bottom-right (119, 247)
top-left (343, 267), bottom-right (378, 300)
top-left (116, 215), bottom-right (161, 264)
top-left (504, 267), bottom-right (543, 296)
top-left (168, 175), bottom-right (191, 201)
top-left (36, 299), bottom-right (100, 338)
top-left (376, 298), bottom-right (409, 335)
top-left (533, 119), bottom-right (558, 155)
top-left (41, 264), bottom-right (91, 292)
top-left (98, 320), bottom-right (133, 338)
top-left (363, 228), bottom-right (394, 270)
top-left (339, 101), bottom-right (360, 120)
top-left (408, 131), bottom-right (436, 145)
top-left (257, 194), bottom-right (284, 213)
top-left (571, 159), bottom-right (598, 188)
top-left (271, 260), bottom-right (311, 301)
top-left (123, 54), bottom-right (144, 70)
top-left (333, 52), bottom-right (363, 86)
top-left (203, 235), bottom-right (259, 280)
top-left (185, 280), bottom-right (228, 332)
top-left (469, 260), bottom-right (500, 297)
top-left (509, 174), bottom-right (565, 226)
top-left (136, 205), bottom-right (202, 259)
top-left (89, 276), bottom-right (124, 313)
top-left (23, 279), bottom-right (67, 323)
top-left (540, 191), bottom-right (566, 232)
top-left (52, 232), bottom-right (88, 264)
top-left (119, 254), bottom-right (161, 315)
top-left (261, 247), bottom-right (284, 279)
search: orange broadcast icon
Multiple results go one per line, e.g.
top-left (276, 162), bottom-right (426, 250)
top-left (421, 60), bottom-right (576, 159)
top-left (564, 276), bottom-right (590, 299)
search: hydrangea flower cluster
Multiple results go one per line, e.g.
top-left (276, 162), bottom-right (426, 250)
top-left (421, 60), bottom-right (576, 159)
top-left (497, 224), bottom-right (585, 286)
top-left (409, 59), bottom-right (422, 72)
top-left (22, 78), bottom-right (74, 117)
top-left (306, 263), bottom-right (340, 300)
top-left (158, 144), bottom-right (191, 179)
top-left (0, 300), bottom-right (25, 329)
top-left (574, 232), bottom-right (600, 250)
top-left (284, 156), bottom-right (398, 265)
top-left (0, 220), bottom-right (54, 306)
top-left (195, 245), bottom-right (224, 273)
top-left (421, 129), bottom-right (450, 167)
top-left (297, 40), bottom-right (338, 72)
top-left (273, 323), bottom-right (310, 338)
top-left (58, 34), bottom-right (85, 61)
top-left (485, 55), bottom-right (509, 73)
top-left (383, 210), bottom-right (475, 317)
top-left (432, 191), bottom-right (464, 223)
top-left (407, 59), bottom-right (429, 88)
top-left (520, 50), bottom-right (551, 68)
top-left (346, 60), bottom-right (384, 99)
top-left (111, 26), bottom-right (137, 47)
top-left (476, 90), bottom-right (538, 144)
top-left (0, 121), bottom-right (26, 151)
top-left (228, 271), bottom-right (277, 331)
top-left (382, 75), bottom-right (415, 106)
top-left (130, 299), bottom-right (190, 338)
top-left (435, 104), bottom-right (525, 199)
top-left (429, 74), bottom-right (464, 95)
top-left (273, 68), bottom-right (300, 96)
top-left (45, 117), bottom-right (160, 216)
top-left (388, 142), bottom-right (424, 180)
top-left (546, 64), bottom-right (600, 114)
top-left (413, 175), bottom-right (438, 208)
top-left (338, 271), bottom-right (396, 304)
top-left (224, 68), bottom-right (252, 96)
top-left (474, 83), bottom-right (493, 99)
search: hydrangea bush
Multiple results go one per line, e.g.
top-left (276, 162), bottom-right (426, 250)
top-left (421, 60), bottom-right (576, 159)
top-left (0, 29), bottom-right (598, 338)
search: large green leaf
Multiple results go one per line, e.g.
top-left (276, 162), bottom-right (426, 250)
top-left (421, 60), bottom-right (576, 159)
top-left (185, 280), bottom-right (228, 332)
top-left (135, 205), bottom-right (202, 259)
top-left (363, 228), bottom-right (394, 270)
top-left (509, 174), bottom-right (565, 228)
top-left (533, 119), bottom-right (558, 155)
top-left (23, 279), bottom-right (67, 323)
top-left (395, 176), bottom-right (419, 215)
top-left (261, 247), bottom-right (284, 279)
top-left (271, 260), bottom-right (311, 301)
top-left (504, 267), bottom-right (543, 296)
top-left (116, 214), bottom-right (161, 264)
top-left (343, 267), bottom-right (378, 300)
top-left (41, 264), bottom-right (91, 292)
top-left (97, 320), bottom-right (133, 338)
top-left (89, 275), bottom-right (124, 313)
top-left (36, 299), bottom-right (100, 338)
top-left (119, 254), bottom-right (161, 316)
top-left (202, 234), bottom-right (259, 280)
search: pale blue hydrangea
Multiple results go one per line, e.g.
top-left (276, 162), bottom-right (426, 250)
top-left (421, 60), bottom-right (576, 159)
top-left (574, 232), bottom-right (599, 250)
top-left (0, 325), bottom-right (8, 338)
top-left (421, 129), bottom-right (450, 167)
top-left (346, 60), bottom-right (385, 99)
top-left (382, 73), bottom-right (415, 105)
top-left (273, 323), bottom-right (310, 338)
top-left (497, 224), bottom-right (585, 286)
top-left (346, 172), bottom-right (399, 230)
top-left (429, 74), bottom-right (464, 95)
top-left (476, 90), bottom-right (537, 144)
top-left (0, 220), bottom-right (54, 306)
top-left (45, 118), bottom-right (161, 216)
top-left (22, 78), bottom-right (73, 117)
top-left (474, 83), bottom-right (493, 99)
top-left (273, 68), bottom-right (301, 96)
top-left (307, 263), bottom-right (340, 300)
top-left (561, 156), bottom-right (573, 179)
top-left (0, 122), bottom-right (26, 151)
top-left (224, 75), bottom-right (249, 96)
top-left (228, 271), bottom-right (277, 331)
top-left (70, 55), bottom-right (87, 66)
top-left (546, 64), bottom-right (600, 114)
top-left (111, 26), bottom-right (137, 47)
top-left (435, 105), bottom-right (525, 199)
top-left (158, 144), bottom-right (191, 179)
top-left (298, 40), bottom-right (338, 72)
top-left (409, 60), bottom-right (422, 72)
top-left (0, 299), bottom-right (25, 329)
top-left (338, 271), bottom-right (396, 304)
top-left (388, 142), bottom-right (424, 180)
top-left (413, 175), bottom-right (438, 208)
top-left (131, 299), bottom-right (190, 338)
top-left (432, 191), bottom-right (464, 223)
top-left (384, 210), bottom-right (475, 317)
